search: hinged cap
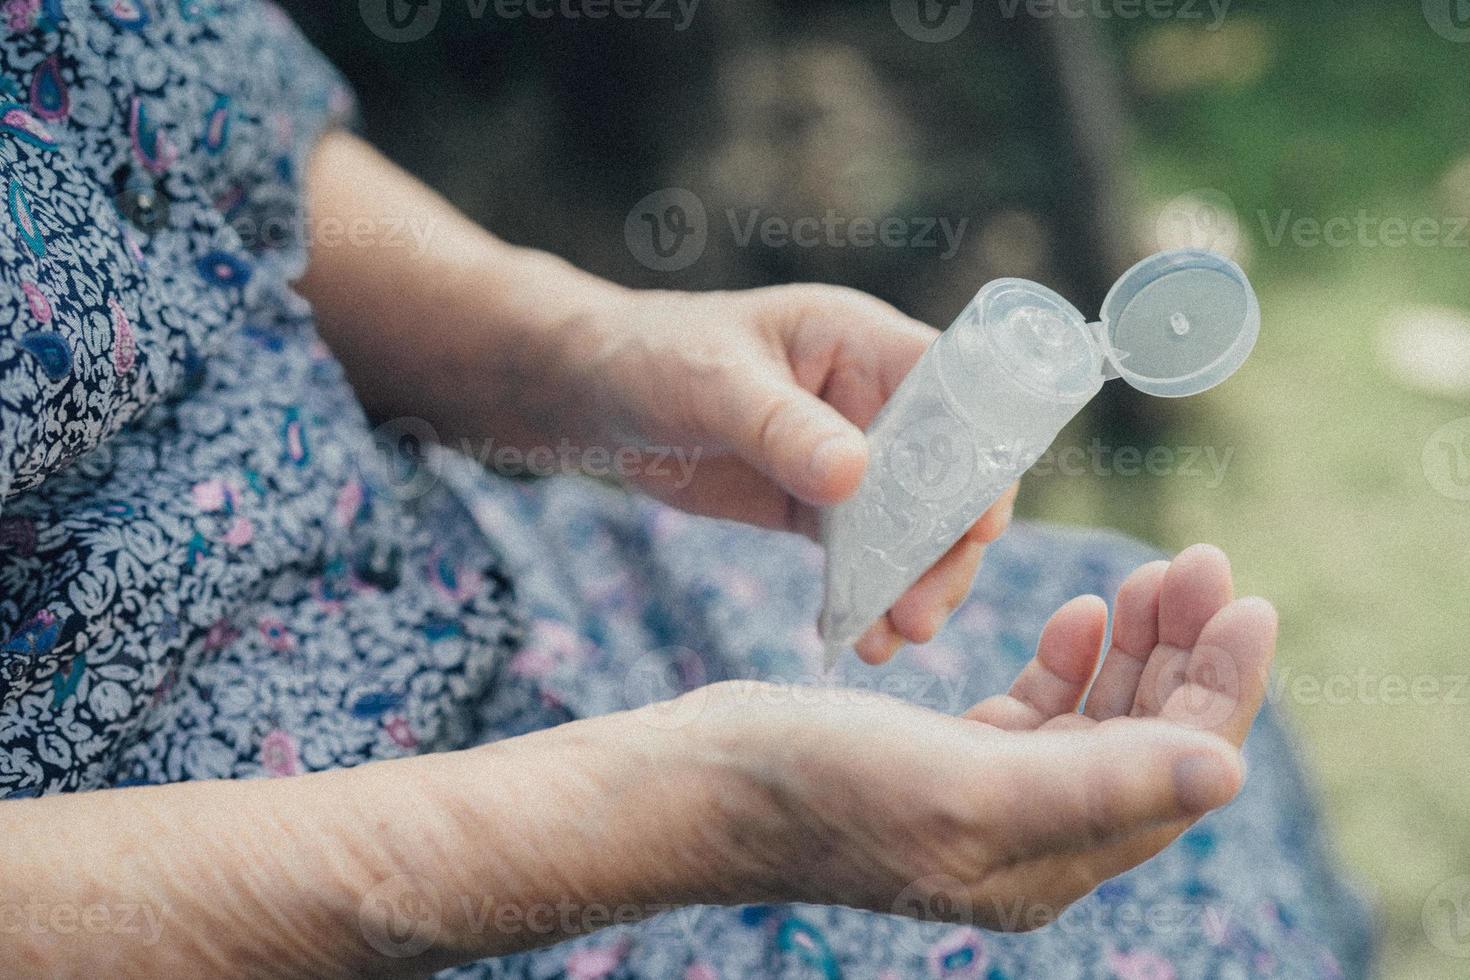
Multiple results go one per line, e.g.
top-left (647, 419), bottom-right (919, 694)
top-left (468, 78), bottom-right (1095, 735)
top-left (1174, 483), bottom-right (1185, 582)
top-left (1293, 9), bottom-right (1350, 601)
top-left (1098, 249), bottom-right (1259, 397)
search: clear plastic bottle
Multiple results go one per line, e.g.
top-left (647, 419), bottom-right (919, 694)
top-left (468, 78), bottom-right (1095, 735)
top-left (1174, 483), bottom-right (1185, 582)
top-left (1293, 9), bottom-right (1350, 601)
top-left (819, 249), bottom-right (1259, 664)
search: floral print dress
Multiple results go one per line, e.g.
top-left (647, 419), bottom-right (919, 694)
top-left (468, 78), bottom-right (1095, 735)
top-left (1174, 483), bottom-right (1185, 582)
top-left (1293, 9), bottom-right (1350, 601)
top-left (0, 2), bottom-right (1373, 977)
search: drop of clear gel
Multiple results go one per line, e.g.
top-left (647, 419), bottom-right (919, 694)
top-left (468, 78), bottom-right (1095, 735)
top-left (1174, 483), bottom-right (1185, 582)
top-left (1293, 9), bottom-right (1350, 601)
top-left (1170, 311), bottom-right (1191, 337)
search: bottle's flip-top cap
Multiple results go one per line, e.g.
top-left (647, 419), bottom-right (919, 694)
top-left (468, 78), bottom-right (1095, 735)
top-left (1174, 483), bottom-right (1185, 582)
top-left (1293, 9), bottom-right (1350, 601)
top-left (1097, 249), bottom-right (1259, 398)
top-left (968, 248), bottom-right (1256, 404)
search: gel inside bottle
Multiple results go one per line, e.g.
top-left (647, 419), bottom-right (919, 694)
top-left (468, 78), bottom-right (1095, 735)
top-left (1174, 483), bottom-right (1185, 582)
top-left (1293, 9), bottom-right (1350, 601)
top-left (818, 249), bottom-right (1259, 665)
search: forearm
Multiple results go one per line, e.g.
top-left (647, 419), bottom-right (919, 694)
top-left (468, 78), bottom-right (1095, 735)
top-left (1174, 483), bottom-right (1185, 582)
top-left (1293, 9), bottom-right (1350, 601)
top-left (2, 708), bottom-right (752, 978)
top-left (294, 130), bottom-right (626, 451)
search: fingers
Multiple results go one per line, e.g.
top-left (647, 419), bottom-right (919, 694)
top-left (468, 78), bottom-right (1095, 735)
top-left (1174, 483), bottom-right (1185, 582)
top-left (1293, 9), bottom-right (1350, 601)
top-left (759, 285), bottom-right (939, 445)
top-left (885, 537), bottom-right (987, 646)
top-left (854, 613), bottom-right (905, 665)
top-left (706, 368), bottom-right (869, 508)
top-left (966, 595), bottom-right (1107, 729)
top-left (867, 483), bottom-right (1021, 660)
top-left (741, 286), bottom-right (1020, 654)
top-left (1160, 596), bottom-right (1278, 745)
top-left (1080, 544), bottom-right (1275, 746)
top-left (1130, 544), bottom-right (1234, 716)
top-left (1010, 598), bottom-right (1274, 907)
top-left (985, 720), bottom-right (1245, 864)
top-left (762, 283), bottom-right (939, 400)
top-left (966, 482), bottom-right (1019, 547)
top-left (1157, 543), bottom-right (1234, 649)
top-left (1082, 560), bottom-right (1168, 721)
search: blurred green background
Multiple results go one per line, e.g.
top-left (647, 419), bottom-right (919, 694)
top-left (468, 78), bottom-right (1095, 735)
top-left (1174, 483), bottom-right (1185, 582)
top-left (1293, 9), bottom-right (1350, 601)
top-left (286, 2), bottom-right (1470, 976)
top-left (1046, 6), bottom-right (1470, 979)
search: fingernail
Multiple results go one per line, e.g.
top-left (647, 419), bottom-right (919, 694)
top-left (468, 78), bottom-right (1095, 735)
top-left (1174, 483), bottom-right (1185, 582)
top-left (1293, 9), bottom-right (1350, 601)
top-left (810, 432), bottom-right (863, 485)
top-left (1173, 753), bottom-right (1234, 814)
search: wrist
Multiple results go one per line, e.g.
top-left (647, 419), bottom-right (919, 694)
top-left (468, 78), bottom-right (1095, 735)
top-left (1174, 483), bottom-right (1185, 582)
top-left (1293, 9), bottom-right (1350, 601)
top-left (498, 258), bottom-right (641, 450)
top-left (342, 709), bottom-right (770, 964)
top-left (633, 682), bottom-right (816, 908)
top-left (452, 251), bottom-right (635, 455)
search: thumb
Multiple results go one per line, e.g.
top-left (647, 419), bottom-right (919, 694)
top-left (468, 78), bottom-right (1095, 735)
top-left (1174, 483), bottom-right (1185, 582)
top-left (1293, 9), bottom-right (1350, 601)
top-left (986, 722), bottom-right (1244, 863)
top-left (713, 368), bottom-right (869, 506)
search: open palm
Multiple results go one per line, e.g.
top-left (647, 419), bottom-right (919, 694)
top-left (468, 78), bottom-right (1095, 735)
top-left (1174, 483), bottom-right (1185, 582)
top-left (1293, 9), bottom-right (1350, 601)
top-left (731, 543), bottom-right (1277, 928)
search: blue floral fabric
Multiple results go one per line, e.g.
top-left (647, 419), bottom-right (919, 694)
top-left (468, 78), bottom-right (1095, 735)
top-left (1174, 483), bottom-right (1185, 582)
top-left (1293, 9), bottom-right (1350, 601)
top-left (0, 1), bottom-right (522, 793)
top-left (0, 3), bottom-right (1374, 978)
